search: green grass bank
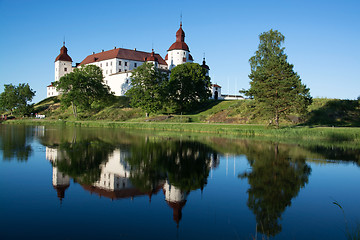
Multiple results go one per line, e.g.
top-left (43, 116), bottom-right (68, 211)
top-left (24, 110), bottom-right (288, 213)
top-left (5, 119), bottom-right (360, 145)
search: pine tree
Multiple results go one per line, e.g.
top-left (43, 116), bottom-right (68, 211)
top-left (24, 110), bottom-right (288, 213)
top-left (243, 29), bottom-right (312, 127)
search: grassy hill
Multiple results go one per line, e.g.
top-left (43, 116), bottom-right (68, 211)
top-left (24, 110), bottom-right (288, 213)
top-left (29, 96), bottom-right (360, 127)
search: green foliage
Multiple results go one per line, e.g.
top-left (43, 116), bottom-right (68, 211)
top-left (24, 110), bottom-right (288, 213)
top-left (243, 29), bottom-right (312, 127)
top-left (306, 98), bottom-right (360, 126)
top-left (168, 63), bottom-right (211, 113)
top-left (55, 139), bottom-right (115, 184)
top-left (0, 124), bottom-right (33, 161)
top-left (125, 139), bottom-right (212, 192)
top-left (239, 143), bottom-right (311, 237)
top-left (0, 83), bottom-right (35, 116)
top-left (54, 64), bottom-right (112, 119)
top-left (126, 62), bottom-right (168, 117)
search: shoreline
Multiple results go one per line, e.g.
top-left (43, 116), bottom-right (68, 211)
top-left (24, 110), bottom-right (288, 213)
top-left (2, 119), bottom-right (360, 144)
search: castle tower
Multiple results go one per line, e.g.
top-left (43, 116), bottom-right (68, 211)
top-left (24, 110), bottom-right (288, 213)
top-left (146, 49), bottom-right (159, 68)
top-left (165, 22), bottom-right (193, 70)
top-left (54, 42), bottom-right (73, 82)
top-left (52, 166), bottom-right (70, 204)
top-left (163, 181), bottom-right (188, 227)
top-left (201, 56), bottom-right (210, 77)
top-left (47, 42), bottom-right (73, 97)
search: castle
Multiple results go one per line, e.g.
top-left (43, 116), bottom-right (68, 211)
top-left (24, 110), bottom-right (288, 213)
top-left (47, 22), bottom-right (223, 99)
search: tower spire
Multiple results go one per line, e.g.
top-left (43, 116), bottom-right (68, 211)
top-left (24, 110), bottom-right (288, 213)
top-left (180, 12), bottom-right (182, 27)
top-left (63, 36), bottom-right (65, 46)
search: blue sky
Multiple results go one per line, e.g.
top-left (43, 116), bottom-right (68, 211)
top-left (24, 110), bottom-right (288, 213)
top-left (0, 0), bottom-right (359, 103)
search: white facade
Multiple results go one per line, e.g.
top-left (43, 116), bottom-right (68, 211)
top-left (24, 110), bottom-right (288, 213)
top-left (210, 85), bottom-right (222, 100)
top-left (221, 95), bottom-right (245, 100)
top-left (47, 59), bottom-right (73, 98)
top-left (166, 49), bottom-right (192, 70)
top-left (93, 149), bottom-right (133, 191)
top-left (55, 60), bottom-right (73, 82)
top-left (48, 23), bottom-right (212, 97)
top-left (163, 180), bottom-right (187, 203)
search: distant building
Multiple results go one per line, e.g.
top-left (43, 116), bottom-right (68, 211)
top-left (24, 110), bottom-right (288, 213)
top-left (210, 84), bottom-right (222, 100)
top-left (47, 22), bottom-right (211, 98)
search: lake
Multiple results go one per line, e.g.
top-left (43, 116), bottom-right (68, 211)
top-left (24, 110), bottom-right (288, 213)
top-left (0, 124), bottom-right (359, 239)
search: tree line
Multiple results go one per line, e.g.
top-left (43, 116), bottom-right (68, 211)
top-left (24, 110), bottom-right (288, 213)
top-left (1, 29), bottom-right (316, 127)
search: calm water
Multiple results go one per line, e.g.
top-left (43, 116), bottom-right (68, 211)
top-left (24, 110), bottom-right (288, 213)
top-left (0, 124), bottom-right (359, 240)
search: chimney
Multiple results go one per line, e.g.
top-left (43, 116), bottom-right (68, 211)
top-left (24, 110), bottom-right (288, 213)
top-left (93, 52), bottom-right (95, 54)
top-left (102, 49), bottom-right (104, 52)
top-left (114, 46), bottom-right (117, 49)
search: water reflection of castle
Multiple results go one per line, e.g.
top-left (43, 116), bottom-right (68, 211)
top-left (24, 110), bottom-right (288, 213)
top-left (46, 146), bottom-right (219, 226)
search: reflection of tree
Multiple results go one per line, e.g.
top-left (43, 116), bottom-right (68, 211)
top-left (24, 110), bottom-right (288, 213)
top-left (239, 144), bottom-right (311, 237)
top-left (0, 125), bottom-right (32, 161)
top-left (54, 139), bottom-right (115, 184)
top-left (126, 139), bottom-right (215, 192)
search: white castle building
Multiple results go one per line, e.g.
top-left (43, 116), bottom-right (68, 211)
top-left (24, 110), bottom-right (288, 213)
top-left (47, 22), bottom-right (212, 98)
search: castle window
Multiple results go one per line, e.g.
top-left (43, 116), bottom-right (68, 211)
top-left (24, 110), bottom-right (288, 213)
top-left (125, 62), bottom-right (128, 66)
top-left (110, 62), bottom-right (112, 66)
top-left (106, 62), bottom-right (108, 66)
top-left (134, 63), bottom-right (137, 67)
top-left (110, 69), bottom-right (112, 74)
top-left (119, 69), bottom-right (121, 72)
top-left (100, 63), bottom-right (102, 67)
top-left (64, 68), bottom-right (67, 72)
top-left (119, 61), bottom-right (121, 65)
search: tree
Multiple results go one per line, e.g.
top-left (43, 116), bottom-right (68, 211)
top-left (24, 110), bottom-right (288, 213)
top-left (168, 63), bottom-right (211, 113)
top-left (0, 83), bottom-right (35, 116)
top-left (239, 143), bottom-right (311, 237)
top-left (242, 29), bottom-right (312, 127)
top-left (54, 64), bottom-right (112, 118)
top-left (125, 62), bottom-right (168, 117)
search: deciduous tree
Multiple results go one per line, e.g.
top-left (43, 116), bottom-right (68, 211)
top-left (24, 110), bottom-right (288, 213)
top-left (168, 63), bottom-right (211, 113)
top-left (242, 29), bottom-right (312, 127)
top-left (54, 65), bottom-right (112, 118)
top-left (126, 62), bottom-right (168, 117)
top-left (0, 83), bottom-right (35, 116)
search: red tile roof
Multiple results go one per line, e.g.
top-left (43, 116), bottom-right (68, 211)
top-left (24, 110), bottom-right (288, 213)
top-left (189, 54), bottom-right (193, 61)
top-left (55, 45), bottom-right (72, 62)
top-left (146, 49), bottom-right (158, 62)
top-left (81, 184), bottom-right (162, 200)
top-left (168, 41), bottom-right (190, 52)
top-left (202, 58), bottom-right (210, 70)
top-left (79, 48), bottom-right (167, 66)
top-left (166, 200), bottom-right (187, 226)
top-left (168, 24), bottom-right (190, 52)
top-left (212, 84), bottom-right (221, 88)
